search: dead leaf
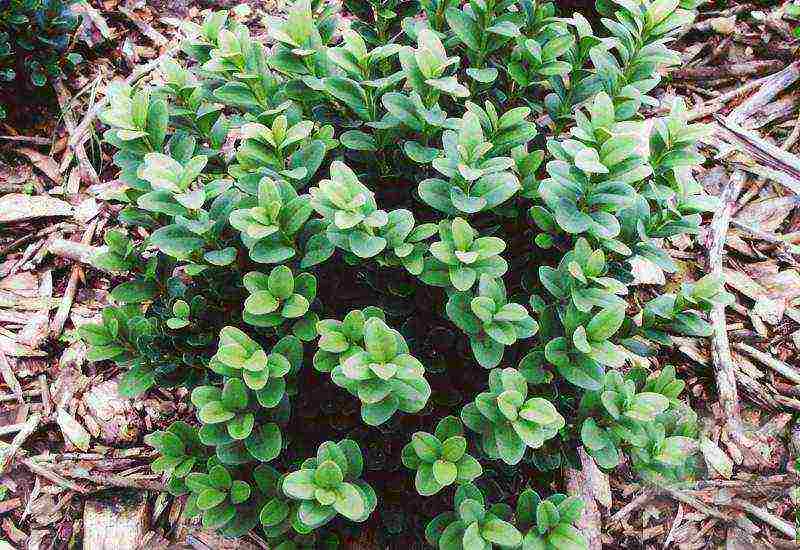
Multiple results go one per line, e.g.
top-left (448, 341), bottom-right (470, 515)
top-left (0, 194), bottom-right (73, 223)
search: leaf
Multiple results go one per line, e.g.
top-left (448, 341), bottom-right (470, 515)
top-left (245, 291), bottom-right (279, 315)
top-left (150, 225), bottom-right (205, 258)
top-left (364, 318), bottom-right (398, 362)
top-left (418, 178), bottom-right (457, 215)
top-left (495, 422), bottom-right (525, 465)
top-left (580, 418), bottom-right (611, 451)
top-left (315, 460), bottom-right (344, 487)
top-left (349, 231), bottom-right (387, 258)
top-left (324, 77), bottom-right (369, 120)
top-left (333, 482), bottom-right (366, 520)
top-left (230, 480), bottom-right (251, 504)
top-left (197, 488), bottom-right (226, 510)
top-left (245, 423), bottom-right (283, 462)
top-left (463, 522), bottom-right (489, 550)
top-left (445, 8), bottom-right (479, 50)
top-left (340, 130), bottom-right (377, 151)
top-left (426, 76), bottom-right (470, 98)
top-left (138, 153), bottom-right (182, 192)
top-left (466, 67), bottom-right (498, 83)
top-left (204, 247), bottom-right (237, 266)
top-left (470, 336), bottom-right (504, 369)
top-left (283, 469), bottom-right (316, 499)
top-left (586, 305), bottom-right (625, 341)
top-left (481, 518), bottom-right (522, 546)
top-left (404, 141), bottom-right (440, 163)
top-left (415, 462), bottom-right (443, 496)
top-left (412, 432), bottom-right (442, 462)
top-left (625, 392), bottom-right (669, 421)
top-left (260, 498), bottom-right (290, 526)
top-left (432, 459), bottom-right (457, 486)
top-left (302, 233), bottom-right (335, 267)
top-left (519, 398), bottom-right (560, 426)
top-left (361, 396), bottom-right (399, 426)
top-left (441, 435), bottom-right (466, 462)
top-left (222, 379), bottom-right (249, 410)
top-left (455, 454), bottom-right (482, 482)
top-left (199, 402), bottom-right (235, 424)
top-left (227, 413), bottom-right (255, 440)
top-left (547, 524), bottom-right (589, 550)
top-left (110, 281), bottom-right (158, 304)
top-left (118, 365), bottom-right (156, 397)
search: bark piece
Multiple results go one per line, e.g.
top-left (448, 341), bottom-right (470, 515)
top-left (727, 61), bottom-right (800, 125)
top-left (83, 379), bottom-right (142, 445)
top-left (716, 116), bottom-right (800, 195)
top-left (83, 492), bottom-right (149, 550)
top-left (0, 194), bottom-right (72, 223)
top-left (706, 170), bottom-right (747, 439)
top-left (565, 448), bottom-right (605, 550)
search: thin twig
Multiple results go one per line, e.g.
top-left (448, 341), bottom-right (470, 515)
top-left (0, 222), bottom-right (76, 259)
top-left (53, 468), bottom-right (166, 492)
top-left (608, 490), bottom-right (654, 524)
top-left (731, 498), bottom-right (797, 539)
top-left (0, 351), bottom-right (23, 404)
top-left (54, 79), bottom-right (100, 187)
top-left (38, 375), bottom-right (52, 418)
top-left (659, 486), bottom-right (730, 522)
top-left (48, 239), bottom-right (103, 266)
top-left (727, 61), bottom-right (800, 125)
top-left (119, 7), bottom-right (168, 46)
top-left (735, 343), bottom-right (800, 385)
top-left (784, 109), bottom-right (800, 152)
top-left (0, 135), bottom-right (51, 145)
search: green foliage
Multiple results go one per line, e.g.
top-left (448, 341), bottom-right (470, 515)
top-left (282, 439), bottom-right (377, 529)
top-left (426, 484), bottom-right (523, 549)
top-left (787, 3), bottom-right (800, 37)
top-left (447, 275), bottom-right (538, 368)
top-left (0, 0), bottom-right (80, 118)
top-left (515, 490), bottom-right (588, 550)
top-left (461, 368), bottom-right (564, 465)
top-left (145, 421), bottom-right (209, 494)
top-left (402, 416), bottom-right (482, 495)
top-left (579, 366), bottom-right (699, 478)
top-left (80, 0), bottom-right (715, 544)
top-left (316, 311), bottom-right (432, 426)
top-left (425, 218), bottom-right (508, 291)
top-left (416, 108), bottom-right (525, 215)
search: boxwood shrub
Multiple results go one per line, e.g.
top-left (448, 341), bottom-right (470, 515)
top-left (80, 0), bottom-right (730, 546)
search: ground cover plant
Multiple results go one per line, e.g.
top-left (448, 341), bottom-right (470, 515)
top-left (79, 0), bottom-right (732, 545)
top-left (0, 0), bottom-right (80, 119)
